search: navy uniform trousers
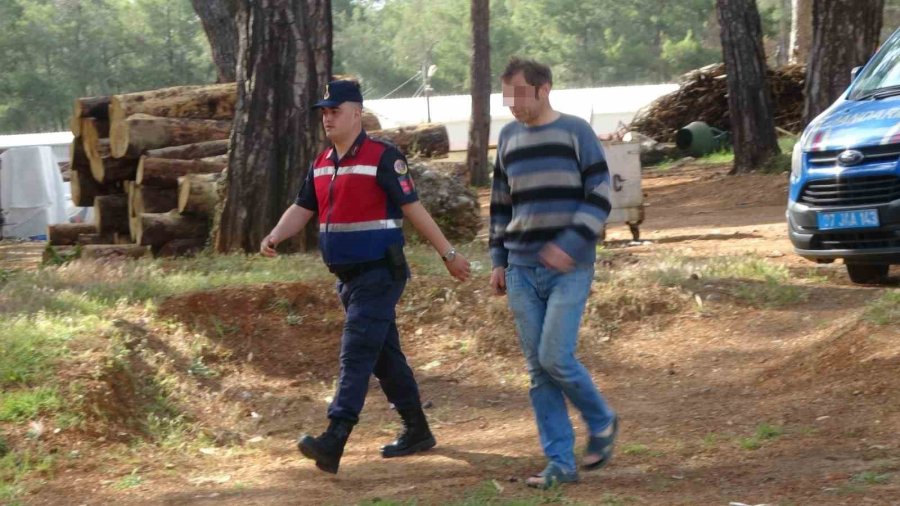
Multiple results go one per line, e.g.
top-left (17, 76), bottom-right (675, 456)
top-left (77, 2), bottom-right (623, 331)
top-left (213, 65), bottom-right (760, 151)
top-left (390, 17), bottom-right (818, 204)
top-left (327, 265), bottom-right (421, 423)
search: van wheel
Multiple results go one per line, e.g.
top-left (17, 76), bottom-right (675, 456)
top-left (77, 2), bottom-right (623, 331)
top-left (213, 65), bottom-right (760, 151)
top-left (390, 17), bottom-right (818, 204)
top-left (845, 263), bottom-right (889, 284)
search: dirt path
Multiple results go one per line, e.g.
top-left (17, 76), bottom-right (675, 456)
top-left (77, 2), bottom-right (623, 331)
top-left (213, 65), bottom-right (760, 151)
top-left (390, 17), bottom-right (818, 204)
top-left (21, 165), bottom-right (900, 505)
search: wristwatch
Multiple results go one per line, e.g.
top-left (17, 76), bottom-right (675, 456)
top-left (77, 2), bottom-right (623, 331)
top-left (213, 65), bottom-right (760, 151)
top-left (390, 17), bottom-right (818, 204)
top-left (441, 247), bottom-right (457, 263)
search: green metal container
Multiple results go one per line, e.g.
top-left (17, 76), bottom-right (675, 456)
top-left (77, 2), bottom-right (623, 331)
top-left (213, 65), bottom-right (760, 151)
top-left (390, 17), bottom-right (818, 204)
top-left (675, 121), bottom-right (728, 157)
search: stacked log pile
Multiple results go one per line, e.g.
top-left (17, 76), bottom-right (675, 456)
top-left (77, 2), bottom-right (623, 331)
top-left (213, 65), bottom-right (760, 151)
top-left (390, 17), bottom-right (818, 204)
top-left (630, 63), bottom-right (806, 143)
top-left (60, 84), bottom-right (238, 258)
top-left (57, 82), bottom-right (453, 259)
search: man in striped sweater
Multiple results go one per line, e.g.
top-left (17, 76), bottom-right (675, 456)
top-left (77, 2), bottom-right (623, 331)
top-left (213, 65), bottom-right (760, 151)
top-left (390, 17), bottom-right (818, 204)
top-left (489, 57), bottom-right (618, 489)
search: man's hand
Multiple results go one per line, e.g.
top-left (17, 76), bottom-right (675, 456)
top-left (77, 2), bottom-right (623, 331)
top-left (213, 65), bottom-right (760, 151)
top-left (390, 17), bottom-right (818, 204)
top-left (260, 234), bottom-right (279, 257)
top-left (445, 254), bottom-right (471, 282)
top-left (490, 266), bottom-right (507, 296)
top-left (539, 242), bottom-right (575, 272)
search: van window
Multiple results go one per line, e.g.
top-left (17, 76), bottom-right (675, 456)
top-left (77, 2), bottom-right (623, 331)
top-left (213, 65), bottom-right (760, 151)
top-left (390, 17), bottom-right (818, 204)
top-left (848, 31), bottom-right (900, 100)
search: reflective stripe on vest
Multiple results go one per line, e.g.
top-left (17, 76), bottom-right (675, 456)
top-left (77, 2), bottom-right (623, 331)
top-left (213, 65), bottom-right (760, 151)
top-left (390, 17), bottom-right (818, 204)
top-left (324, 218), bottom-right (402, 232)
top-left (313, 164), bottom-right (378, 178)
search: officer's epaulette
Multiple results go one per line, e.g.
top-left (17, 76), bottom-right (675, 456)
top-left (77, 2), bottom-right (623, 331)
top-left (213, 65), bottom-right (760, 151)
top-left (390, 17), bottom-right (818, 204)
top-left (367, 134), bottom-right (403, 154)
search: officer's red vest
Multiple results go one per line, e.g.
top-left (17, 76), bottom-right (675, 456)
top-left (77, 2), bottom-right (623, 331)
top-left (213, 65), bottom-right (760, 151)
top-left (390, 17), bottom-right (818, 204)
top-left (312, 137), bottom-right (405, 266)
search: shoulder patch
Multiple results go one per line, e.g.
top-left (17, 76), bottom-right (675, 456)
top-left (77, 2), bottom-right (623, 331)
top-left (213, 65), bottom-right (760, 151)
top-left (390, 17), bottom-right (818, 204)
top-left (394, 159), bottom-right (408, 175)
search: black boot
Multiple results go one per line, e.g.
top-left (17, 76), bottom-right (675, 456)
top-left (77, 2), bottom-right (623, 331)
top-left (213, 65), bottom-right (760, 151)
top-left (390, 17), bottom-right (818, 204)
top-left (297, 418), bottom-right (354, 474)
top-left (381, 406), bottom-right (436, 458)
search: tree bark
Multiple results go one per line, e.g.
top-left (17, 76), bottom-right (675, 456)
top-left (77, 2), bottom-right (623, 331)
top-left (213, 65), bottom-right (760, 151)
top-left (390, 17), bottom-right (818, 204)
top-left (370, 124), bottom-right (450, 158)
top-left (192, 0), bottom-right (239, 83)
top-left (48, 223), bottom-right (97, 246)
top-left (70, 140), bottom-right (122, 206)
top-left (109, 83), bottom-right (237, 125)
top-left (803, 0), bottom-right (884, 126)
top-left (716, 0), bottom-right (782, 173)
top-left (178, 172), bottom-right (223, 215)
top-left (145, 139), bottom-right (230, 160)
top-left (134, 185), bottom-right (179, 214)
top-left (90, 156), bottom-right (139, 184)
top-left (137, 157), bottom-right (227, 188)
top-left (137, 211), bottom-right (209, 248)
top-left (76, 233), bottom-right (114, 245)
top-left (157, 238), bottom-right (207, 257)
top-left (81, 244), bottom-right (149, 260)
top-left (467, 0), bottom-right (491, 187)
top-left (361, 110), bottom-right (382, 131)
top-left (216, 0), bottom-right (332, 253)
top-left (94, 194), bottom-right (130, 235)
top-left (70, 96), bottom-right (110, 136)
top-left (110, 114), bottom-right (232, 158)
top-left (789, 0), bottom-right (813, 64)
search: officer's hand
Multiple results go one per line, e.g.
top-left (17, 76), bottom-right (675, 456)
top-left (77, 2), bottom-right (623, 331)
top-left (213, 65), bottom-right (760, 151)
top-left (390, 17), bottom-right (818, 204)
top-left (539, 242), bottom-right (575, 272)
top-left (490, 266), bottom-right (506, 296)
top-left (445, 254), bottom-right (470, 282)
top-left (260, 234), bottom-right (279, 257)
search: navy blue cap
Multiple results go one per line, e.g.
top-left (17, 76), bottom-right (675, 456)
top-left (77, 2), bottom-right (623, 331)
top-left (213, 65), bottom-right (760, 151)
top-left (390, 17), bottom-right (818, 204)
top-left (313, 80), bottom-right (363, 108)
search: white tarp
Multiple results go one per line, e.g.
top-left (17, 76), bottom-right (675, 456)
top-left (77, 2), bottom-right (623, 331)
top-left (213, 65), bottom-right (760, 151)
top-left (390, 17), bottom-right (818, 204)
top-left (0, 131), bottom-right (72, 164)
top-left (0, 146), bottom-right (68, 239)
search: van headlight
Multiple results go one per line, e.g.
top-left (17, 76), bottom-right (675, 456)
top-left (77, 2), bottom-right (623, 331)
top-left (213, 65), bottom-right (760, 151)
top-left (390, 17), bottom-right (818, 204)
top-left (790, 142), bottom-right (803, 183)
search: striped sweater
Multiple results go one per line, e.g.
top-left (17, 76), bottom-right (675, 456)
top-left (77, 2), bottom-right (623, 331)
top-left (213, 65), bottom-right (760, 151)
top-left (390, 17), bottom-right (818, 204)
top-left (489, 113), bottom-right (612, 268)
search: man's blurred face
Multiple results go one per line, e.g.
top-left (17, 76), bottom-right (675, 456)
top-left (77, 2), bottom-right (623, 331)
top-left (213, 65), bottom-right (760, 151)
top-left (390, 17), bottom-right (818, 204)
top-left (321, 102), bottom-right (361, 142)
top-left (502, 71), bottom-right (548, 125)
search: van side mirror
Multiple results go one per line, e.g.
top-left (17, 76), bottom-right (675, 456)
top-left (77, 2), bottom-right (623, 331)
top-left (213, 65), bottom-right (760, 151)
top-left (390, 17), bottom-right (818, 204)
top-left (851, 66), bottom-right (862, 81)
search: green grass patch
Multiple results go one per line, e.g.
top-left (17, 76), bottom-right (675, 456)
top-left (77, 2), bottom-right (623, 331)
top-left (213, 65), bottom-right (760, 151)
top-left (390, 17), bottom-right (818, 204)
top-left (621, 443), bottom-right (663, 457)
top-left (113, 469), bottom-right (144, 490)
top-left (863, 290), bottom-right (900, 325)
top-left (0, 449), bottom-right (55, 503)
top-left (0, 253), bottom-right (330, 317)
top-left (851, 471), bottom-right (891, 485)
top-left (0, 314), bottom-right (106, 388)
top-left (648, 255), bottom-right (806, 308)
top-left (738, 423), bottom-right (783, 450)
top-left (404, 241), bottom-right (490, 277)
top-left (0, 387), bottom-right (62, 422)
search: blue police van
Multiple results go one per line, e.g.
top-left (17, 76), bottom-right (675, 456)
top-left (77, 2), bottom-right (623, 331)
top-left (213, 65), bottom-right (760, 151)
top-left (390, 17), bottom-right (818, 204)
top-left (788, 28), bottom-right (900, 284)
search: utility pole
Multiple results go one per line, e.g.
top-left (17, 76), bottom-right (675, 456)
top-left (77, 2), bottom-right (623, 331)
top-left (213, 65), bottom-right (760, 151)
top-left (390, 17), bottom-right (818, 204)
top-left (422, 46), bottom-right (436, 123)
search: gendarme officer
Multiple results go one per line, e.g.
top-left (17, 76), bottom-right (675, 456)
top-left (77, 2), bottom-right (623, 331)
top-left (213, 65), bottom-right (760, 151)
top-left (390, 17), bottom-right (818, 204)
top-left (260, 79), bottom-right (470, 474)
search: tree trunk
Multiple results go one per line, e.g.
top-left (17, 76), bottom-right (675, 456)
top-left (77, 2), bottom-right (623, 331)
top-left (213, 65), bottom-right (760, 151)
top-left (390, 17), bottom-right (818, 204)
top-left (76, 233), bottom-right (114, 245)
top-left (81, 244), bottom-right (149, 260)
top-left (789, 0), bottom-right (813, 64)
top-left (134, 185), bottom-right (179, 214)
top-left (110, 114), bottom-right (232, 158)
top-left (776, 0), bottom-right (791, 66)
top-left (216, 0), bottom-right (332, 253)
top-left (145, 139), bottom-right (230, 160)
top-left (48, 223), bottom-right (97, 246)
top-left (70, 96), bottom-right (110, 136)
top-left (158, 238), bottom-right (207, 257)
top-left (370, 124), bottom-right (450, 158)
top-left (716, 0), bottom-right (782, 173)
top-left (137, 211), bottom-right (209, 248)
top-left (137, 157), bottom-right (227, 188)
top-left (109, 83), bottom-right (237, 125)
top-left (90, 156), bottom-right (139, 184)
top-left (361, 110), bottom-right (382, 131)
top-left (94, 194), bottom-right (130, 235)
top-left (178, 172), bottom-right (223, 215)
top-left (70, 141), bottom-right (121, 206)
top-left (467, 0), bottom-right (491, 187)
top-left (803, 0), bottom-right (884, 126)
top-left (192, 0), bottom-right (239, 83)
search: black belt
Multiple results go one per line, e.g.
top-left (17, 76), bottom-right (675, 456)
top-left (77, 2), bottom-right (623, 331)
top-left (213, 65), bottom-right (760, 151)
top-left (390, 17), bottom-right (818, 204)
top-left (329, 257), bottom-right (389, 283)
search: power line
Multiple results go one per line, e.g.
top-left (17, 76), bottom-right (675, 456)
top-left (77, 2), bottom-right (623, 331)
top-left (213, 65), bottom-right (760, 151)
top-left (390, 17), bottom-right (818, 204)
top-left (376, 71), bottom-right (423, 100)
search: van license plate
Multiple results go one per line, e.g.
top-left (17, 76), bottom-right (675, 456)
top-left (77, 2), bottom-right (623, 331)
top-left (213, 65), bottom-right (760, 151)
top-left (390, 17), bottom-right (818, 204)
top-left (817, 209), bottom-right (880, 230)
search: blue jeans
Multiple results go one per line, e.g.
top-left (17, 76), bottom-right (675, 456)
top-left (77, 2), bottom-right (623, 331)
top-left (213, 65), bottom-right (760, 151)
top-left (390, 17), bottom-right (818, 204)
top-left (505, 264), bottom-right (616, 473)
top-left (327, 266), bottom-right (421, 423)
